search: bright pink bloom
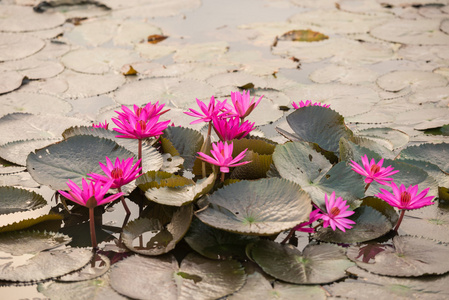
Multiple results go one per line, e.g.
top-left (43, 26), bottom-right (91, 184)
top-left (112, 113), bottom-right (170, 139)
top-left (377, 182), bottom-right (434, 210)
top-left (292, 100), bottom-right (330, 109)
top-left (293, 209), bottom-right (321, 233)
top-left (224, 90), bottom-right (263, 119)
top-left (92, 120), bottom-right (109, 130)
top-left (212, 116), bottom-right (255, 141)
top-left (184, 96), bottom-right (228, 124)
top-left (318, 192), bottom-right (355, 232)
top-left (88, 157), bottom-right (142, 189)
top-left (115, 102), bottom-right (169, 122)
top-left (197, 141), bottom-right (251, 173)
top-left (59, 178), bottom-right (123, 208)
top-left (349, 155), bottom-right (399, 185)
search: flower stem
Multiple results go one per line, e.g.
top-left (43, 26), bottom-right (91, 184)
top-left (394, 209), bottom-right (406, 232)
top-left (138, 139), bottom-right (143, 175)
top-left (89, 207), bottom-right (98, 250)
top-left (220, 172), bottom-right (225, 182)
top-left (364, 182), bottom-right (371, 192)
top-left (281, 228), bottom-right (295, 244)
top-left (118, 187), bottom-right (130, 215)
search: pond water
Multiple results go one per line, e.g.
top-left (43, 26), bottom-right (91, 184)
top-left (0, 0), bottom-right (449, 299)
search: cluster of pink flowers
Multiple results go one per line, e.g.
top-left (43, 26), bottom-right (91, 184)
top-left (292, 100), bottom-right (330, 109)
top-left (185, 90), bottom-right (263, 179)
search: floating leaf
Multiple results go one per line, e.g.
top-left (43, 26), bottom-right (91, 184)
top-left (27, 135), bottom-right (137, 190)
top-left (315, 206), bottom-right (393, 243)
top-left (148, 34), bottom-right (168, 44)
top-left (122, 205), bottom-right (193, 255)
top-left (0, 213), bottom-right (63, 233)
top-left (357, 127), bottom-right (409, 150)
top-left (0, 71), bottom-right (24, 95)
top-left (57, 253), bottom-right (110, 282)
top-left (196, 178), bottom-right (312, 235)
top-left (0, 138), bottom-right (61, 166)
top-left (397, 143), bottom-right (449, 174)
top-left (0, 230), bottom-right (70, 256)
top-left (61, 126), bottom-right (163, 173)
top-left (339, 137), bottom-right (382, 163)
top-left (286, 106), bottom-right (353, 154)
top-left (162, 126), bottom-right (204, 170)
top-left (184, 218), bottom-right (259, 260)
top-left (228, 271), bottom-right (326, 300)
top-left (347, 236), bottom-right (449, 277)
top-left (110, 253), bottom-right (245, 300)
top-left (0, 186), bottom-right (47, 215)
top-left (376, 70), bottom-right (447, 93)
top-left (0, 33), bottom-right (45, 61)
top-left (38, 273), bottom-right (126, 300)
top-left (0, 92), bottom-right (71, 116)
top-left (137, 171), bottom-right (215, 206)
top-left (0, 5), bottom-right (65, 32)
top-left (249, 240), bottom-right (354, 284)
top-left (273, 142), bottom-right (363, 208)
top-left (279, 29), bottom-right (328, 42)
top-left (230, 151), bottom-right (272, 180)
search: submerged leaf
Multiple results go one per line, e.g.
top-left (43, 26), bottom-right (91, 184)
top-left (279, 29), bottom-right (329, 42)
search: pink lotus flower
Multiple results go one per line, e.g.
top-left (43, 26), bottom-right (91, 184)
top-left (318, 192), bottom-right (355, 232)
top-left (294, 209), bottom-right (321, 233)
top-left (376, 182), bottom-right (434, 210)
top-left (184, 96), bottom-right (228, 124)
top-left (59, 178), bottom-right (123, 208)
top-left (88, 157), bottom-right (142, 189)
top-left (224, 90), bottom-right (263, 119)
top-left (212, 116), bottom-right (255, 141)
top-left (115, 102), bottom-right (169, 122)
top-left (112, 114), bottom-right (170, 139)
top-left (92, 120), bottom-right (109, 130)
top-left (292, 100), bottom-right (330, 109)
top-left (197, 141), bottom-right (251, 173)
top-left (349, 155), bottom-right (399, 185)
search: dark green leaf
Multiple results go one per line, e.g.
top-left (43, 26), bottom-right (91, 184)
top-left (0, 186), bottom-right (47, 214)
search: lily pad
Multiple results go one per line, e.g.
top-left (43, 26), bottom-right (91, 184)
top-left (249, 240), bottom-right (354, 284)
top-left (376, 70), bottom-right (447, 93)
top-left (0, 92), bottom-right (71, 116)
top-left (228, 271), bottom-right (326, 300)
top-left (162, 126), bottom-right (204, 170)
top-left (0, 33), bottom-right (45, 61)
top-left (286, 106), bottom-right (354, 153)
top-left (196, 178), bottom-right (312, 235)
top-left (121, 204), bottom-right (193, 255)
top-left (26, 135), bottom-right (137, 190)
top-left (0, 5), bottom-right (65, 32)
top-left (137, 171), bottom-right (215, 206)
top-left (173, 41), bottom-right (229, 63)
top-left (357, 127), bottom-right (409, 150)
top-left (0, 138), bottom-right (61, 166)
top-left (38, 273), bottom-right (126, 300)
top-left (0, 230), bottom-right (70, 256)
top-left (397, 143), bottom-right (449, 174)
top-left (0, 186), bottom-right (47, 215)
top-left (184, 217), bottom-right (259, 260)
top-left (278, 29), bottom-right (328, 42)
top-left (57, 253), bottom-right (110, 282)
top-left (347, 236), bottom-right (449, 277)
top-left (272, 142), bottom-right (364, 208)
top-left (110, 253), bottom-right (245, 300)
top-left (0, 71), bottom-right (24, 95)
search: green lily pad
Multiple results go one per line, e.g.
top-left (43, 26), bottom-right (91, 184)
top-left (358, 127), bottom-right (409, 150)
top-left (395, 158), bottom-right (449, 189)
top-left (110, 253), bottom-right (246, 300)
top-left (314, 206), bottom-right (393, 243)
top-left (349, 136), bottom-right (395, 159)
top-left (339, 137), bottom-right (382, 163)
top-left (57, 253), bottom-right (110, 282)
top-left (137, 171), bottom-right (215, 206)
top-left (286, 106), bottom-right (354, 154)
top-left (196, 178), bottom-right (312, 235)
top-left (62, 126), bottom-right (163, 173)
top-left (230, 151), bottom-right (272, 180)
top-left (0, 213), bottom-right (63, 233)
top-left (0, 230), bottom-right (71, 256)
top-left (397, 143), bottom-right (449, 174)
top-left (366, 159), bottom-right (439, 198)
top-left (347, 236), bottom-right (449, 277)
top-left (272, 142), bottom-right (364, 209)
top-left (121, 204), bottom-right (193, 255)
top-left (0, 138), bottom-right (61, 166)
top-left (184, 218), bottom-right (259, 260)
top-left (249, 240), bottom-right (354, 284)
top-left (26, 135), bottom-right (137, 190)
top-left (162, 126), bottom-right (204, 170)
top-left (38, 273), bottom-right (127, 300)
top-left (0, 186), bottom-right (47, 215)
